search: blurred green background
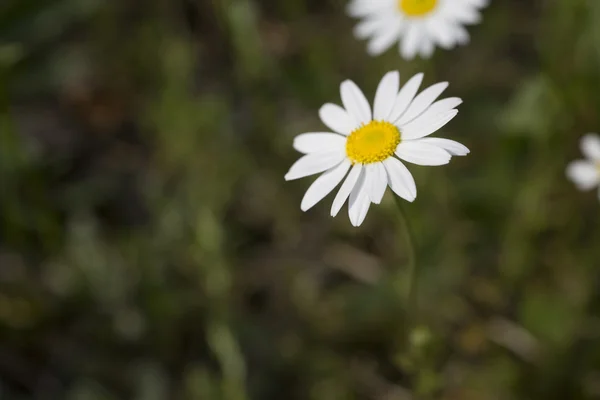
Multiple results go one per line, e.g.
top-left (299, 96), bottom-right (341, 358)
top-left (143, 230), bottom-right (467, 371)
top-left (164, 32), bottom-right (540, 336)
top-left (1, 0), bottom-right (600, 399)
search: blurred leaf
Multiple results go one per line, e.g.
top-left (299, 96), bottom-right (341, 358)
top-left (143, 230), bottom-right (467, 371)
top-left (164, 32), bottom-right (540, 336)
top-left (501, 75), bottom-right (563, 137)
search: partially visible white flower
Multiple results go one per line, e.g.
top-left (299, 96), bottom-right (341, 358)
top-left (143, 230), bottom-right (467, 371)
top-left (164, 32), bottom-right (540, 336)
top-left (285, 71), bottom-right (469, 227)
top-left (566, 133), bottom-right (600, 199)
top-left (347, 0), bottom-right (489, 59)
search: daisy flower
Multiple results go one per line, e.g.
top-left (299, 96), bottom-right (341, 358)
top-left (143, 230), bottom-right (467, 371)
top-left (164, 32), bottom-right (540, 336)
top-left (285, 71), bottom-right (469, 227)
top-left (566, 133), bottom-right (600, 200)
top-left (348, 0), bottom-right (489, 59)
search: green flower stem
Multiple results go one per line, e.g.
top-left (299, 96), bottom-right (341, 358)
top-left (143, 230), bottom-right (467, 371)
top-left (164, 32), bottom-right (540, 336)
top-left (392, 195), bottom-right (418, 344)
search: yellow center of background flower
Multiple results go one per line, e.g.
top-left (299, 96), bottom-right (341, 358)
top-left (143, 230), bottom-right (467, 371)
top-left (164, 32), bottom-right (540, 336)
top-left (346, 121), bottom-right (401, 164)
top-left (399, 0), bottom-right (438, 16)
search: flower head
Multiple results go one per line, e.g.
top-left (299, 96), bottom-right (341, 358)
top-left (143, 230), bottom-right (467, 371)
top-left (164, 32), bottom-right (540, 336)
top-left (285, 71), bottom-right (469, 227)
top-left (566, 133), bottom-right (600, 200)
top-left (348, 0), bottom-right (489, 59)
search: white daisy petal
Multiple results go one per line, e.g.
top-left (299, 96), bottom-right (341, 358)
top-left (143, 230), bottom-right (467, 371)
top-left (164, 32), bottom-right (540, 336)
top-left (340, 80), bottom-right (372, 124)
top-left (300, 160), bottom-right (351, 211)
top-left (367, 20), bottom-right (403, 56)
top-left (383, 157), bottom-right (416, 202)
top-left (388, 73), bottom-right (424, 123)
top-left (348, 0), bottom-right (488, 59)
top-left (348, 173), bottom-right (371, 227)
top-left (286, 71), bottom-right (468, 226)
top-left (404, 97), bottom-right (463, 128)
top-left (453, 24), bottom-right (470, 45)
top-left (566, 160), bottom-right (600, 191)
top-left (396, 81), bottom-right (449, 126)
top-left (419, 36), bottom-right (435, 58)
top-left (319, 103), bottom-right (357, 135)
top-left (373, 71), bottom-right (400, 121)
top-left (466, 0), bottom-right (490, 8)
top-left (293, 133), bottom-right (346, 154)
top-left (580, 133), bottom-right (600, 162)
top-left (368, 162), bottom-right (388, 204)
top-left (427, 19), bottom-right (455, 49)
top-left (401, 23), bottom-right (424, 60)
top-left (355, 194), bottom-right (371, 226)
top-left (347, 0), bottom-right (394, 17)
top-left (354, 16), bottom-right (388, 39)
top-left (418, 137), bottom-right (470, 156)
top-left (401, 109), bottom-right (459, 140)
top-left (447, 4), bottom-right (481, 24)
top-left (362, 163), bottom-right (374, 198)
top-left (331, 164), bottom-right (363, 217)
top-left (285, 151), bottom-right (344, 181)
top-left (395, 141), bottom-right (452, 166)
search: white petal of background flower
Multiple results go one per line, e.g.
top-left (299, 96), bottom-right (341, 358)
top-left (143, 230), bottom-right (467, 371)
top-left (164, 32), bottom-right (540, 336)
top-left (566, 160), bottom-right (600, 191)
top-left (401, 23), bottom-right (423, 60)
top-left (419, 36), bottom-right (435, 58)
top-left (347, 0), bottom-right (394, 18)
top-left (453, 24), bottom-right (470, 45)
top-left (348, 0), bottom-right (488, 59)
top-left (448, 4), bottom-right (481, 24)
top-left (354, 16), bottom-right (385, 39)
top-left (368, 20), bottom-right (403, 56)
top-left (580, 133), bottom-right (600, 162)
top-left (426, 20), bottom-right (452, 49)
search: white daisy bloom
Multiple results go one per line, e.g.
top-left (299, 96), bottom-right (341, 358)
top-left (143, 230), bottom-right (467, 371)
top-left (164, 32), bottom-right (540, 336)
top-left (566, 133), bottom-right (600, 200)
top-left (285, 71), bottom-right (469, 227)
top-left (348, 0), bottom-right (489, 59)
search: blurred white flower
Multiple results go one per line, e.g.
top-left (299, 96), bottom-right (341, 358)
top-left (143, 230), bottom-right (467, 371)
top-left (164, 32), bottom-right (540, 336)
top-left (285, 71), bottom-right (469, 227)
top-left (566, 133), bottom-right (600, 199)
top-left (347, 0), bottom-right (489, 59)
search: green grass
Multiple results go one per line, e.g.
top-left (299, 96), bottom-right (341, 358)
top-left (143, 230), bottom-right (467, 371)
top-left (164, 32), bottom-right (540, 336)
top-left (1, 0), bottom-right (600, 399)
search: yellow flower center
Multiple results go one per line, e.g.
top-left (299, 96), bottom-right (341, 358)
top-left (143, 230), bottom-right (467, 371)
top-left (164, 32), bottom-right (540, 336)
top-left (346, 121), bottom-right (401, 164)
top-left (398, 0), bottom-right (438, 17)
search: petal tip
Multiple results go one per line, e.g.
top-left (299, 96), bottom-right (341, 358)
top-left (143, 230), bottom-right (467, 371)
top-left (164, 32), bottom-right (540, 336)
top-left (330, 204), bottom-right (342, 217)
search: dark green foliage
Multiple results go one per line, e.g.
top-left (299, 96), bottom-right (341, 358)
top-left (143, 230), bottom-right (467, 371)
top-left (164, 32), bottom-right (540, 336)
top-left (1, 0), bottom-right (600, 399)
